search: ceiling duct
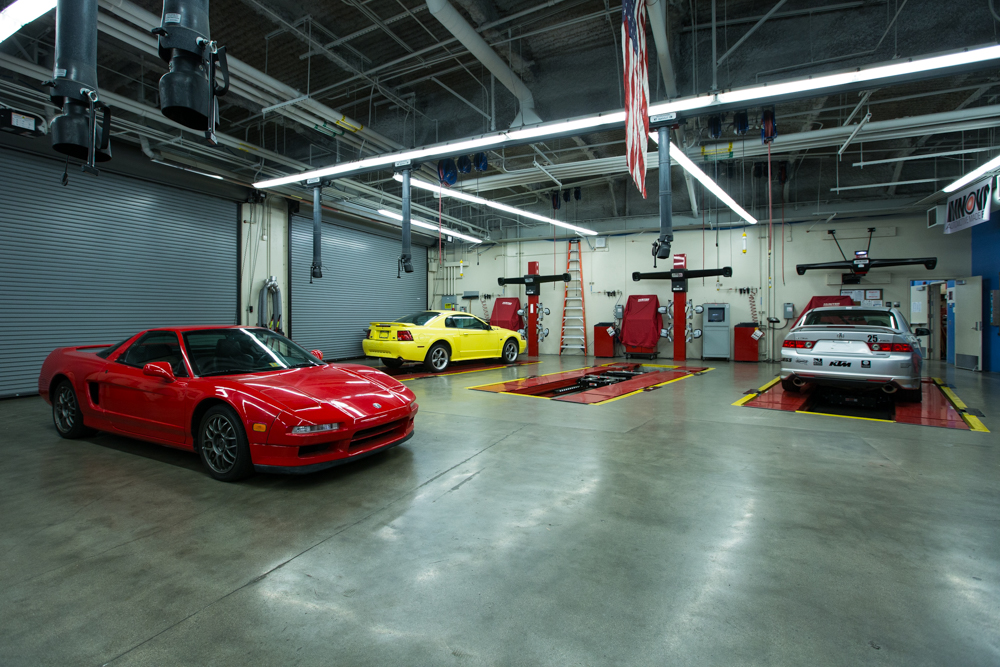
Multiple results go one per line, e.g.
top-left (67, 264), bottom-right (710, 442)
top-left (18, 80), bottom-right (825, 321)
top-left (152, 0), bottom-right (230, 144)
top-left (426, 0), bottom-right (542, 127)
top-left (48, 0), bottom-right (112, 170)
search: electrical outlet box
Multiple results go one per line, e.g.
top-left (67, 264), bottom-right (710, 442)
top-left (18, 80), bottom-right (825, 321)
top-left (614, 304), bottom-right (624, 319)
top-left (783, 302), bottom-right (795, 319)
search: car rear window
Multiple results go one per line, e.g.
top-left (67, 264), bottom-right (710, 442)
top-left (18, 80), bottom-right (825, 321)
top-left (394, 312), bottom-right (439, 326)
top-left (804, 310), bottom-right (897, 328)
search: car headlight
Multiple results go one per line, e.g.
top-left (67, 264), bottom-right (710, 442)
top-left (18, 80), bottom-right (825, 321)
top-left (291, 423), bottom-right (341, 434)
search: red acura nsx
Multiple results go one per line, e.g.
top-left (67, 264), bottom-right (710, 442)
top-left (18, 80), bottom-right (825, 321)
top-left (38, 326), bottom-right (418, 481)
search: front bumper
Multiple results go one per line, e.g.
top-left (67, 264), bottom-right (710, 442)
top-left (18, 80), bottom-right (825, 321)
top-left (254, 431), bottom-right (413, 474)
top-left (780, 349), bottom-right (921, 390)
top-left (251, 403), bottom-right (418, 470)
top-left (362, 338), bottom-right (427, 362)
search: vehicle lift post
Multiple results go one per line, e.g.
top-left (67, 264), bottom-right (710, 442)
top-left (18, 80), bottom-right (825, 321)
top-left (632, 266), bottom-right (733, 361)
top-left (498, 262), bottom-right (571, 357)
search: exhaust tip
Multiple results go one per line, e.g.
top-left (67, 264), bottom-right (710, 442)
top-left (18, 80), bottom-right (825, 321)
top-left (792, 377), bottom-right (806, 387)
top-left (882, 384), bottom-right (897, 394)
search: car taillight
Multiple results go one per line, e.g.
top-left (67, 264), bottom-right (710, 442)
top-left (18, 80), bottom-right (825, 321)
top-left (867, 342), bottom-right (912, 352)
top-left (782, 339), bottom-right (814, 349)
top-left (396, 330), bottom-right (413, 341)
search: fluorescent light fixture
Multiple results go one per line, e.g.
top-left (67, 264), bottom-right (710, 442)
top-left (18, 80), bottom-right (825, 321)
top-left (254, 112), bottom-right (626, 189)
top-left (942, 153), bottom-right (1000, 193)
top-left (649, 133), bottom-right (756, 225)
top-left (714, 45), bottom-right (1000, 106)
top-left (252, 44), bottom-right (1000, 190)
top-left (151, 159), bottom-right (223, 180)
top-left (0, 0), bottom-right (56, 44)
top-left (377, 209), bottom-right (483, 244)
top-left (393, 174), bottom-right (598, 235)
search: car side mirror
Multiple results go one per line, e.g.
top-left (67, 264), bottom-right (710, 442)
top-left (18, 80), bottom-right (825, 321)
top-left (310, 349), bottom-right (324, 361)
top-left (143, 362), bottom-right (175, 382)
top-left (914, 327), bottom-right (931, 337)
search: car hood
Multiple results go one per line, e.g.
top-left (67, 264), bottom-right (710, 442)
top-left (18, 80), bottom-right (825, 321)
top-left (229, 365), bottom-right (412, 421)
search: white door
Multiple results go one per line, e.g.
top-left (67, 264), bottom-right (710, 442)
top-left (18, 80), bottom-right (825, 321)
top-left (909, 284), bottom-right (930, 357)
top-left (954, 277), bottom-right (983, 371)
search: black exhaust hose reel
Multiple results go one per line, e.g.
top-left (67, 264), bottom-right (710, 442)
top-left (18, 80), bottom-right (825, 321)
top-left (399, 169), bottom-right (414, 276)
top-left (654, 125), bottom-right (672, 262)
top-left (48, 0), bottom-right (112, 171)
top-left (153, 0), bottom-right (230, 144)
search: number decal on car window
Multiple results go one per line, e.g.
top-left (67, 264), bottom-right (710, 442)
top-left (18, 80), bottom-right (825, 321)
top-left (867, 335), bottom-right (879, 343)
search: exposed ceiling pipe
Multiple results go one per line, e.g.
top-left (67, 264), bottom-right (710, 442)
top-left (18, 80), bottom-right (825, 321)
top-left (97, 0), bottom-right (403, 153)
top-left (447, 103), bottom-right (1000, 193)
top-left (645, 0), bottom-right (698, 215)
top-left (0, 52), bottom-right (488, 237)
top-left (426, 0), bottom-right (542, 127)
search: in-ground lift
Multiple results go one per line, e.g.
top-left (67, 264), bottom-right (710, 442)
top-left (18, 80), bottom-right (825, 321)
top-left (469, 362), bottom-right (711, 405)
top-left (734, 377), bottom-right (989, 432)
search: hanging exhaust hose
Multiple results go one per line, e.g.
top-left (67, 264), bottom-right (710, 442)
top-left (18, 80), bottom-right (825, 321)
top-left (48, 0), bottom-right (113, 168)
top-left (256, 277), bottom-right (282, 333)
top-left (655, 125), bottom-right (673, 262)
top-left (399, 169), bottom-right (414, 275)
top-left (311, 184), bottom-right (322, 280)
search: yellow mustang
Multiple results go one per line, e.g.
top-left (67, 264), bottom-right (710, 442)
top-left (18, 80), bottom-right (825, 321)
top-left (362, 310), bottom-right (527, 372)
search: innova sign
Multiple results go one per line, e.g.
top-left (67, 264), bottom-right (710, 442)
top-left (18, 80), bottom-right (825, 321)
top-left (944, 178), bottom-right (991, 234)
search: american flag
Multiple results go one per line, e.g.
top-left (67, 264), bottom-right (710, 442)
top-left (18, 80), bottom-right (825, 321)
top-left (622, 0), bottom-right (649, 198)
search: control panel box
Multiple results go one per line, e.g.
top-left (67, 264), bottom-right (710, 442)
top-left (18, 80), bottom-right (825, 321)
top-left (702, 303), bottom-right (731, 360)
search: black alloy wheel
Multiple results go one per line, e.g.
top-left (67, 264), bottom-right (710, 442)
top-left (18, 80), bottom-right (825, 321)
top-left (52, 380), bottom-right (94, 438)
top-left (198, 405), bottom-right (254, 482)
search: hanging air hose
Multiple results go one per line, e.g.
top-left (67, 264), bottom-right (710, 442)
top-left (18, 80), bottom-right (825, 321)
top-left (256, 276), bottom-right (283, 334)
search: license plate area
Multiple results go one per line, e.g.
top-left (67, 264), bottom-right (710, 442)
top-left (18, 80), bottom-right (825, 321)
top-left (814, 340), bottom-right (868, 354)
top-left (379, 332), bottom-right (389, 339)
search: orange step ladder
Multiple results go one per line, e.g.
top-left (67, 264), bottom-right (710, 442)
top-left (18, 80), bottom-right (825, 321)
top-left (559, 239), bottom-right (587, 355)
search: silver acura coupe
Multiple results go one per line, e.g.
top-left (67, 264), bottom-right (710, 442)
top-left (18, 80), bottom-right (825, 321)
top-left (780, 306), bottom-right (930, 402)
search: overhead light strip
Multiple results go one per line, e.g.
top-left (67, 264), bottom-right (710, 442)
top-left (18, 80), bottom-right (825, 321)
top-left (649, 133), bottom-right (757, 225)
top-left (151, 159), bottom-right (224, 180)
top-left (393, 174), bottom-right (598, 235)
top-left (0, 0), bottom-right (56, 45)
top-left (942, 153), bottom-right (1000, 193)
top-left (253, 44), bottom-right (1000, 190)
top-left (377, 208), bottom-right (483, 244)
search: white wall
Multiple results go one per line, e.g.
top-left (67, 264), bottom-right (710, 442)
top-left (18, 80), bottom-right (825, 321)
top-left (432, 215), bottom-right (972, 359)
top-left (239, 198), bottom-right (289, 331)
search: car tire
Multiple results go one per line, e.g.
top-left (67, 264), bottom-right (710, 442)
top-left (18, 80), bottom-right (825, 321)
top-left (780, 377), bottom-right (801, 393)
top-left (197, 405), bottom-right (254, 482)
top-left (898, 387), bottom-right (923, 403)
top-left (381, 358), bottom-right (404, 369)
top-left (424, 342), bottom-right (450, 373)
top-left (52, 380), bottom-right (95, 439)
top-left (502, 338), bottom-right (519, 364)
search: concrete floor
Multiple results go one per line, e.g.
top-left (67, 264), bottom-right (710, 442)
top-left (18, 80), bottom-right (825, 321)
top-left (0, 357), bottom-right (997, 666)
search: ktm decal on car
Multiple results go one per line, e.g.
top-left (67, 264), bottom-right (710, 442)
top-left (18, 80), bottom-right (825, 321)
top-left (829, 360), bottom-right (852, 367)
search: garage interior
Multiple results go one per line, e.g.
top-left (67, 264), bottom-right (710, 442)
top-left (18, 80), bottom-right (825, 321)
top-left (1, 0), bottom-right (999, 664)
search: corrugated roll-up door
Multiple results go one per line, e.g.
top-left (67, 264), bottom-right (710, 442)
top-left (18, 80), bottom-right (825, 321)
top-left (0, 149), bottom-right (237, 398)
top-left (290, 214), bottom-right (428, 360)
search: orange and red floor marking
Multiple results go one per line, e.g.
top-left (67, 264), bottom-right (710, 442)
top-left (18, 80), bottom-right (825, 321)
top-left (734, 377), bottom-right (988, 432)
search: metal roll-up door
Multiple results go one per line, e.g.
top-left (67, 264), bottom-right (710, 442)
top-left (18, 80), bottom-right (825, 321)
top-left (290, 214), bottom-right (428, 360)
top-left (0, 149), bottom-right (237, 397)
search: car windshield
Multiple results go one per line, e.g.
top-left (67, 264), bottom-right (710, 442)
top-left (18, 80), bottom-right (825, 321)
top-left (182, 328), bottom-right (322, 377)
top-left (394, 311), bottom-right (440, 326)
top-left (804, 310), bottom-right (897, 328)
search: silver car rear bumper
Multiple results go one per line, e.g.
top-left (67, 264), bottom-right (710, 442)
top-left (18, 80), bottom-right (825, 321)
top-left (780, 349), bottom-right (921, 390)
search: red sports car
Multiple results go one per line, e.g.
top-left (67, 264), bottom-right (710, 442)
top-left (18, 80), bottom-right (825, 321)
top-left (38, 326), bottom-right (418, 481)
